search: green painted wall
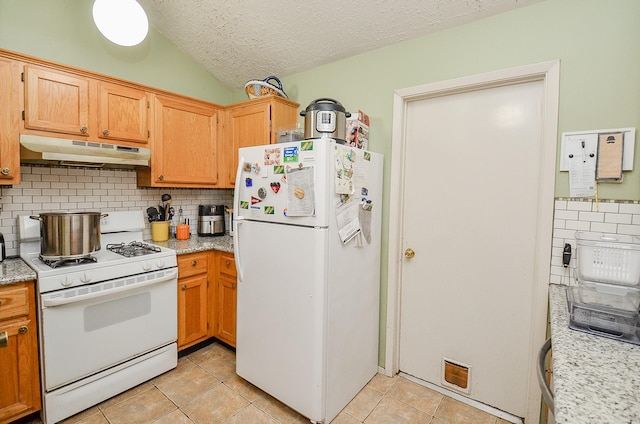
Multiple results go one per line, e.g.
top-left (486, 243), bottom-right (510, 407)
top-left (235, 0), bottom-right (639, 365)
top-left (2, 0), bottom-right (640, 368)
top-left (0, 0), bottom-right (232, 104)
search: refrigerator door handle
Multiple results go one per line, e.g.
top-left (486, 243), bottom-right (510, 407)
top-left (234, 155), bottom-right (245, 282)
top-left (234, 155), bottom-right (244, 212)
top-left (233, 219), bottom-right (244, 282)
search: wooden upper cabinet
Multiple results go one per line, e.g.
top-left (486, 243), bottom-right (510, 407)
top-left (97, 81), bottom-right (149, 144)
top-left (222, 96), bottom-right (299, 186)
top-left (23, 65), bottom-right (90, 137)
top-left (0, 58), bottom-right (20, 185)
top-left (137, 94), bottom-right (219, 187)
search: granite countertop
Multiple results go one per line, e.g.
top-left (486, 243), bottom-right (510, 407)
top-left (549, 283), bottom-right (640, 423)
top-left (0, 258), bottom-right (38, 286)
top-left (148, 234), bottom-right (234, 255)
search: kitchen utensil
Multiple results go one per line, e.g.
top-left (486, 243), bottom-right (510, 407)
top-left (158, 205), bottom-right (165, 221)
top-left (168, 207), bottom-right (175, 221)
top-left (160, 194), bottom-right (172, 221)
top-left (0, 233), bottom-right (5, 263)
top-left (146, 207), bottom-right (159, 222)
top-left (300, 98), bottom-right (351, 143)
top-left (30, 212), bottom-right (107, 259)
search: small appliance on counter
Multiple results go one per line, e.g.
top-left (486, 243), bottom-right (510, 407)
top-left (197, 204), bottom-right (225, 236)
top-left (567, 231), bottom-right (640, 345)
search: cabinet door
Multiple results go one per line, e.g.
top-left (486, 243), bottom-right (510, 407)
top-left (98, 82), bottom-right (149, 144)
top-left (0, 283), bottom-right (40, 423)
top-left (177, 274), bottom-right (209, 349)
top-left (150, 94), bottom-right (219, 186)
top-left (216, 253), bottom-right (237, 347)
top-left (0, 58), bottom-right (20, 185)
top-left (23, 65), bottom-right (90, 136)
top-left (225, 102), bottom-right (270, 185)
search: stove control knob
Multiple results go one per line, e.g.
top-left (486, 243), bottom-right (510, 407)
top-left (60, 277), bottom-right (71, 287)
top-left (80, 273), bottom-right (92, 283)
top-left (155, 259), bottom-right (165, 269)
top-left (142, 262), bottom-right (152, 271)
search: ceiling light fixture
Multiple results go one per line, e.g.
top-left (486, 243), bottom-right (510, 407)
top-left (92, 0), bottom-right (149, 47)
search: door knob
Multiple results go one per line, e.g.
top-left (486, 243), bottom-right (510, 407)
top-left (404, 248), bottom-right (415, 259)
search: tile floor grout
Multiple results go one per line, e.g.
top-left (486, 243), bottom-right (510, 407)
top-left (18, 341), bottom-right (511, 424)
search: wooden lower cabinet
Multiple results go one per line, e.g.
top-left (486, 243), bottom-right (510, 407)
top-left (215, 252), bottom-right (237, 346)
top-left (177, 250), bottom-right (237, 351)
top-left (0, 281), bottom-right (41, 423)
top-left (177, 252), bottom-right (209, 350)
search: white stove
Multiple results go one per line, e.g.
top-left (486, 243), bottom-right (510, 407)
top-left (19, 211), bottom-right (178, 424)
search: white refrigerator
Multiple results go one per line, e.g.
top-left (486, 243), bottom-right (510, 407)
top-left (233, 138), bottom-right (383, 423)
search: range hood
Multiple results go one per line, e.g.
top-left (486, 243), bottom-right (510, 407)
top-left (20, 134), bottom-right (151, 168)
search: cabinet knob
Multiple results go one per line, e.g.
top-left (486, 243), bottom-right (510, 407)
top-left (0, 331), bottom-right (7, 348)
top-left (232, 283), bottom-right (237, 289)
top-left (18, 326), bottom-right (27, 334)
top-left (0, 299), bottom-right (4, 305)
top-left (80, 126), bottom-right (88, 134)
top-left (181, 284), bottom-right (187, 291)
top-left (0, 168), bottom-right (10, 176)
top-left (103, 129), bottom-right (109, 136)
top-left (192, 260), bottom-right (197, 266)
top-left (404, 248), bottom-right (416, 259)
top-left (225, 260), bottom-right (230, 267)
top-left (158, 175), bottom-right (164, 181)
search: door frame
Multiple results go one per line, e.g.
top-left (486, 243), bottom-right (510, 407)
top-left (385, 61), bottom-right (560, 422)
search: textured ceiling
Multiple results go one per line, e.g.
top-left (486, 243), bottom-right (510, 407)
top-left (137, 0), bottom-right (541, 90)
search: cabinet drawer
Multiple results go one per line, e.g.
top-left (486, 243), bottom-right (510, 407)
top-left (177, 253), bottom-right (209, 278)
top-left (218, 254), bottom-right (236, 277)
top-left (0, 285), bottom-right (29, 321)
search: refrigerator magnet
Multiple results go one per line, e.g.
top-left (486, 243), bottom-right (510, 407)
top-left (258, 187), bottom-right (267, 199)
top-left (245, 177), bottom-right (253, 187)
top-left (264, 206), bottom-right (275, 215)
top-left (270, 182), bottom-right (281, 193)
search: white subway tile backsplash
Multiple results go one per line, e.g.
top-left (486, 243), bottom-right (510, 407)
top-left (554, 209), bottom-right (579, 220)
top-left (589, 222), bottom-right (618, 233)
top-left (619, 203), bottom-right (640, 214)
top-left (567, 200), bottom-right (593, 211)
top-left (565, 220), bottom-right (590, 231)
top-left (591, 202), bottom-right (619, 213)
top-left (604, 213), bottom-right (632, 224)
top-left (616, 224), bottom-right (640, 236)
top-left (577, 211), bottom-right (605, 222)
top-left (0, 165), bottom-right (233, 257)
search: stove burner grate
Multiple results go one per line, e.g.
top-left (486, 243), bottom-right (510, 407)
top-left (40, 255), bottom-right (98, 269)
top-left (106, 241), bottom-right (162, 257)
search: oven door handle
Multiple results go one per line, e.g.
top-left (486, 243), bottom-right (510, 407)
top-left (42, 268), bottom-right (178, 307)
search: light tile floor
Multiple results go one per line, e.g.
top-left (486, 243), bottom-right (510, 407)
top-left (22, 341), bottom-right (511, 424)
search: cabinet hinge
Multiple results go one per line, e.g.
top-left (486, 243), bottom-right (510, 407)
top-left (147, 101), bottom-right (150, 108)
top-left (22, 110), bottom-right (25, 121)
top-left (147, 130), bottom-right (150, 138)
top-left (21, 72), bottom-right (24, 82)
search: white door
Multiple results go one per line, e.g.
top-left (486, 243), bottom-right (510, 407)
top-left (388, 62), bottom-right (559, 423)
